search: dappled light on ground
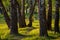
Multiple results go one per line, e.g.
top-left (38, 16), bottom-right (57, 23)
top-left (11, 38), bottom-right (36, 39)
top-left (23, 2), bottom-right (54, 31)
top-left (0, 20), bottom-right (60, 40)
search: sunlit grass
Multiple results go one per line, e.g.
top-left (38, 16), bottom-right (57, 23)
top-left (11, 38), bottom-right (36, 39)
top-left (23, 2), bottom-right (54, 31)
top-left (0, 19), bottom-right (60, 40)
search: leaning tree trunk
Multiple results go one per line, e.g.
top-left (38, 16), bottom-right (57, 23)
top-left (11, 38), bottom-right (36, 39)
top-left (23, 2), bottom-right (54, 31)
top-left (10, 0), bottom-right (18, 34)
top-left (54, 0), bottom-right (59, 33)
top-left (28, 0), bottom-right (36, 27)
top-left (47, 0), bottom-right (52, 30)
top-left (21, 0), bottom-right (26, 27)
top-left (0, 0), bottom-right (10, 28)
top-left (38, 0), bottom-right (48, 36)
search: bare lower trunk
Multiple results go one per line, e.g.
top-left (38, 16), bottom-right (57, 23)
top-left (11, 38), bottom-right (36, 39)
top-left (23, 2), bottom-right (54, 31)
top-left (21, 0), bottom-right (26, 27)
top-left (54, 0), bottom-right (59, 33)
top-left (28, 0), bottom-right (36, 27)
top-left (10, 0), bottom-right (18, 34)
top-left (15, 0), bottom-right (26, 28)
top-left (15, 0), bottom-right (24, 27)
top-left (47, 0), bottom-right (52, 30)
top-left (38, 0), bottom-right (48, 36)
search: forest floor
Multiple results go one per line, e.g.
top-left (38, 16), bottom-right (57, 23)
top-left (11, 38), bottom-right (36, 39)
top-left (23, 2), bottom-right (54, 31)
top-left (0, 19), bottom-right (60, 40)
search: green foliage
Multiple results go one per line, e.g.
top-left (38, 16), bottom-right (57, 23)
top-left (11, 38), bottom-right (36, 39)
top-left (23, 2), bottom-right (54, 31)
top-left (0, 14), bottom-right (5, 24)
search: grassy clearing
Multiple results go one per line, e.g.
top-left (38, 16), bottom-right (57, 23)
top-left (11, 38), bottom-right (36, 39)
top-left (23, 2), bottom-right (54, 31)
top-left (0, 11), bottom-right (60, 40)
top-left (0, 19), bottom-right (60, 40)
top-left (0, 0), bottom-right (60, 40)
top-left (0, 13), bottom-right (60, 40)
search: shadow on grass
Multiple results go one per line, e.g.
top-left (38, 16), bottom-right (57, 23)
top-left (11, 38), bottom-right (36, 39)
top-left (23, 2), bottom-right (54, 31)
top-left (1, 33), bottom-right (60, 40)
top-left (47, 33), bottom-right (60, 40)
top-left (47, 36), bottom-right (58, 39)
top-left (14, 33), bottom-right (60, 39)
top-left (13, 33), bottom-right (35, 37)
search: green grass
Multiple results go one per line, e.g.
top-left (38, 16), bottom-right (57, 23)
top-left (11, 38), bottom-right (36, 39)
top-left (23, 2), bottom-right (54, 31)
top-left (0, 19), bottom-right (60, 40)
top-left (0, 0), bottom-right (60, 40)
top-left (0, 13), bottom-right (60, 40)
top-left (0, 14), bottom-right (60, 40)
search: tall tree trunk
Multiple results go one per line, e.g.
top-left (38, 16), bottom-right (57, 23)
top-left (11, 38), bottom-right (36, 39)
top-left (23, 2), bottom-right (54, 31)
top-left (28, 0), bottom-right (36, 27)
top-left (25, 0), bottom-right (28, 14)
top-left (15, 0), bottom-right (24, 27)
top-left (0, 0), bottom-right (10, 28)
top-left (54, 0), bottom-right (59, 33)
top-left (47, 0), bottom-right (52, 30)
top-left (10, 0), bottom-right (18, 34)
top-left (38, 0), bottom-right (48, 36)
top-left (21, 0), bottom-right (26, 27)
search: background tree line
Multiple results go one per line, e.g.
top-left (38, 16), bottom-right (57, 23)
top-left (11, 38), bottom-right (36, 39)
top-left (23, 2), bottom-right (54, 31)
top-left (0, 0), bottom-right (60, 37)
